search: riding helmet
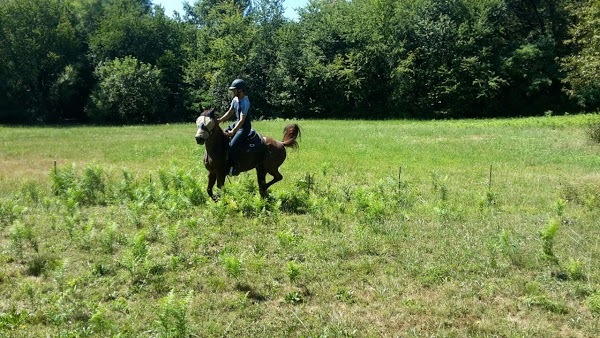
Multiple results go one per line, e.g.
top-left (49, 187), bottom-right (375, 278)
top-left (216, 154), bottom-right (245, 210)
top-left (228, 78), bottom-right (247, 90)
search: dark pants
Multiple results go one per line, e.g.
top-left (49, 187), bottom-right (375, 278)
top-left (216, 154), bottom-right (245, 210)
top-left (229, 128), bottom-right (249, 153)
top-left (227, 127), bottom-right (250, 171)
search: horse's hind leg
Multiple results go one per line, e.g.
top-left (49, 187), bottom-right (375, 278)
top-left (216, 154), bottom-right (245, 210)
top-left (263, 168), bottom-right (283, 193)
top-left (256, 165), bottom-right (268, 197)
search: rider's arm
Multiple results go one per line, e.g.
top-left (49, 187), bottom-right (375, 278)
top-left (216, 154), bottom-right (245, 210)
top-left (230, 114), bottom-right (247, 135)
top-left (217, 107), bottom-right (235, 124)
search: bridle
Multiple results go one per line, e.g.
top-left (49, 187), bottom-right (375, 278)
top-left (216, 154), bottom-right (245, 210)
top-left (197, 115), bottom-right (216, 137)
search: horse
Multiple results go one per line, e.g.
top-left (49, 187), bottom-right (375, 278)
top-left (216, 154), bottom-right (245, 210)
top-left (194, 108), bottom-right (301, 201)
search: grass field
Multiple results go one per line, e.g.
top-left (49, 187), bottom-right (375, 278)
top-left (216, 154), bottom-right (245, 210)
top-left (1, 115), bottom-right (599, 337)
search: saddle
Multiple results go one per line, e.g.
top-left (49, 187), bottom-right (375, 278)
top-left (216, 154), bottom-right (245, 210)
top-left (226, 128), bottom-right (266, 153)
top-left (242, 130), bottom-right (266, 152)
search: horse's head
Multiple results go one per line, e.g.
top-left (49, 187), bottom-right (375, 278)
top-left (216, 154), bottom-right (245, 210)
top-left (195, 108), bottom-right (218, 145)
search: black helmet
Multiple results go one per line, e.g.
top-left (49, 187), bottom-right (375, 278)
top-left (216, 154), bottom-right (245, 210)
top-left (228, 78), bottom-right (246, 90)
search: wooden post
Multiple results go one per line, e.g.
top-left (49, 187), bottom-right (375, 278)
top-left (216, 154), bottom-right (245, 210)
top-left (53, 160), bottom-right (57, 172)
top-left (488, 164), bottom-right (493, 190)
top-left (398, 166), bottom-right (402, 191)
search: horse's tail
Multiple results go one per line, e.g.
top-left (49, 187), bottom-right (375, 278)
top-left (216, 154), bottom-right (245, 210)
top-left (282, 124), bottom-right (301, 149)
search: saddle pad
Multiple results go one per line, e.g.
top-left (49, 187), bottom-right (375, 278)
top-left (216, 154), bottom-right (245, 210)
top-left (243, 130), bottom-right (265, 152)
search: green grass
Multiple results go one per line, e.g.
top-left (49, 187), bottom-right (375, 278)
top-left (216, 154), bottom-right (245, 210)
top-left (0, 114), bottom-right (599, 336)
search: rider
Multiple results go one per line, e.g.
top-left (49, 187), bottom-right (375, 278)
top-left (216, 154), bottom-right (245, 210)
top-left (217, 78), bottom-right (251, 176)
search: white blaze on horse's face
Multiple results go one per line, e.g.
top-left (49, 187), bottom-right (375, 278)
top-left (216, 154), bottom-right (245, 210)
top-left (195, 115), bottom-right (216, 144)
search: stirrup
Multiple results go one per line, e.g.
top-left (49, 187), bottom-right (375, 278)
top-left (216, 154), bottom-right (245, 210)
top-left (228, 166), bottom-right (239, 177)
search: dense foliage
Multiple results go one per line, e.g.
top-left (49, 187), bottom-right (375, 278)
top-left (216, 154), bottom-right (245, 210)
top-left (0, 0), bottom-right (599, 123)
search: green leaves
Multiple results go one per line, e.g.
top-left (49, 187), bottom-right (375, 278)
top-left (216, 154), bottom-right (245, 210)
top-left (88, 56), bottom-right (168, 123)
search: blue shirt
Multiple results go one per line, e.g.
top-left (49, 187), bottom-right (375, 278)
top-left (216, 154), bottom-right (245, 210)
top-left (230, 96), bottom-right (250, 120)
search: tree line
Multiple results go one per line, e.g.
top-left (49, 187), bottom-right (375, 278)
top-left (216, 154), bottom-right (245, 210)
top-left (0, 0), bottom-right (599, 124)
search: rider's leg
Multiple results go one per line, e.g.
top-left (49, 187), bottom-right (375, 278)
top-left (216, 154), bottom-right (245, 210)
top-left (227, 129), bottom-right (247, 176)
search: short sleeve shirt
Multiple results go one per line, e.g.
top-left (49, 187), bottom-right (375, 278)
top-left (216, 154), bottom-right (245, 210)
top-left (230, 96), bottom-right (251, 120)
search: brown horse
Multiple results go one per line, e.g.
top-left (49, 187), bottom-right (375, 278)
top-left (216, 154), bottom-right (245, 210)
top-left (195, 108), bottom-right (300, 201)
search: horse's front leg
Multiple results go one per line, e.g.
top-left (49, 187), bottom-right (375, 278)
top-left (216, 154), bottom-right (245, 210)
top-left (216, 173), bottom-right (227, 190)
top-left (207, 172), bottom-right (217, 201)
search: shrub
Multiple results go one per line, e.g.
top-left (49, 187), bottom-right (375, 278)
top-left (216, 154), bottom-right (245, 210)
top-left (87, 56), bottom-right (168, 124)
top-left (277, 191), bottom-right (311, 214)
top-left (50, 164), bottom-right (108, 205)
top-left (0, 199), bottom-right (25, 229)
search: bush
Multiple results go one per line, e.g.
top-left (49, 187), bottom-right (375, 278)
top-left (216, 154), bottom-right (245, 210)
top-left (87, 56), bottom-right (168, 124)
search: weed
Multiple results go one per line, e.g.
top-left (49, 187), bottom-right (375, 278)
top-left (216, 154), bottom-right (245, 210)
top-left (9, 221), bottom-right (37, 258)
top-left (0, 308), bottom-right (28, 331)
top-left (0, 198), bottom-right (25, 229)
top-left (51, 164), bottom-right (78, 197)
top-left (132, 231), bottom-right (149, 261)
top-left (99, 222), bottom-right (123, 254)
top-left (540, 218), bottom-right (561, 263)
top-left (277, 229), bottom-right (301, 248)
top-left (80, 165), bottom-right (107, 205)
top-left (89, 305), bottom-right (112, 333)
top-left (321, 162), bottom-right (332, 176)
top-left (479, 189), bottom-right (496, 210)
top-left (285, 291), bottom-right (303, 305)
top-left (287, 261), bottom-right (301, 282)
top-left (420, 264), bottom-right (451, 287)
top-left (238, 195), bottom-right (268, 218)
top-left (117, 169), bottom-right (138, 200)
top-left (335, 288), bottom-right (355, 304)
top-left (26, 253), bottom-right (60, 277)
top-left (207, 199), bottom-right (229, 226)
top-left (566, 258), bottom-right (586, 281)
top-left (431, 171), bottom-right (449, 202)
top-left (522, 295), bottom-right (569, 314)
top-left (20, 281), bottom-right (37, 306)
top-left (583, 190), bottom-right (599, 210)
top-left (587, 292), bottom-right (600, 314)
top-left (355, 188), bottom-right (386, 224)
top-left (222, 254), bottom-right (243, 278)
top-left (277, 190), bottom-right (311, 214)
top-left (296, 173), bottom-right (315, 193)
top-left (490, 229), bottom-right (526, 268)
top-left (91, 261), bottom-right (113, 277)
top-left (155, 290), bottom-right (192, 337)
top-left (50, 164), bottom-right (108, 205)
top-left (555, 198), bottom-right (566, 218)
top-left (19, 182), bottom-right (42, 203)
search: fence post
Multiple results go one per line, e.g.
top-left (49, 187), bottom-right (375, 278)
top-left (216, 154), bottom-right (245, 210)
top-left (488, 164), bottom-right (493, 190)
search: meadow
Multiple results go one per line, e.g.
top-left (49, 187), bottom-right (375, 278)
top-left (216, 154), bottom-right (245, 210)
top-left (0, 115), bottom-right (599, 337)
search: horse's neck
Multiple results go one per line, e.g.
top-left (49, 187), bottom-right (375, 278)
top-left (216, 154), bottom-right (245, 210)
top-left (205, 126), bottom-right (227, 157)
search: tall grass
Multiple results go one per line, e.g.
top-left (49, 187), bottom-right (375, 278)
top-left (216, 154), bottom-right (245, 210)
top-left (0, 114), bottom-right (599, 336)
